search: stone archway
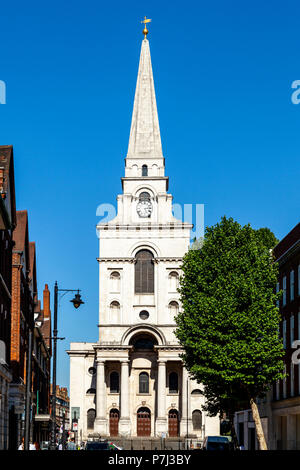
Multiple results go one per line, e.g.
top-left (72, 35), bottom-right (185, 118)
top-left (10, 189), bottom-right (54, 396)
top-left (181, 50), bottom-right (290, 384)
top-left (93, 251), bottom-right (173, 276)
top-left (137, 407), bottom-right (151, 436)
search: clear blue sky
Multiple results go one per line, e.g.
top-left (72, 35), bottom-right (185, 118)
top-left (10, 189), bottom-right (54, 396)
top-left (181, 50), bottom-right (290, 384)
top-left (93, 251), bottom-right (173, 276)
top-left (0, 0), bottom-right (299, 389)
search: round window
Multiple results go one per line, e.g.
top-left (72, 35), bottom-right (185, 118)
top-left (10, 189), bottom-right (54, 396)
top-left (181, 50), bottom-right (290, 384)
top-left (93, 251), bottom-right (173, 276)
top-left (139, 310), bottom-right (149, 320)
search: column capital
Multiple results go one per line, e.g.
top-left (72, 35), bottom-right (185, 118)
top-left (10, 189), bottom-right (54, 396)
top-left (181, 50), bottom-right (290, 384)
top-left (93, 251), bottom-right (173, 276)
top-left (157, 360), bottom-right (167, 365)
top-left (120, 360), bottom-right (130, 365)
top-left (96, 359), bottom-right (106, 366)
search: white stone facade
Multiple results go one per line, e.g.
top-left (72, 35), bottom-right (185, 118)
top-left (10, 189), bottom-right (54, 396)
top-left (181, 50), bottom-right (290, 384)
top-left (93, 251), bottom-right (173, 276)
top-left (68, 37), bottom-right (219, 442)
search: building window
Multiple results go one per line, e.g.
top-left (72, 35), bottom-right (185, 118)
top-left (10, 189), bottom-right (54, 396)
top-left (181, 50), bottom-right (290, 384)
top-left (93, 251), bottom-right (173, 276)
top-left (110, 301), bottom-right (120, 317)
top-left (130, 334), bottom-right (157, 350)
top-left (110, 372), bottom-right (119, 393)
top-left (139, 310), bottom-right (149, 321)
top-left (135, 250), bottom-right (154, 294)
top-left (86, 388), bottom-right (96, 394)
top-left (191, 389), bottom-right (201, 395)
top-left (192, 410), bottom-right (202, 430)
top-left (276, 380), bottom-right (280, 400)
top-left (290, 315), bottom-right (295, 347)
top-left (142, 165), bottom-right (148, 176)
top-left (168, 271), bottom-right (179, 292)
top-left (139, 372), bottom-right (149, 394)
top-left (88, 367), bottom-right (96, 376)
top-left (276, 282), bottom-right (280, 308)
top-left (87, 409), bottom-right (96, 430)
top-left (290, 270), bottom-right (295, 301)
top-left (283, 365), bottom-right (287, 399)
top-left (110, 272), bottom-right (120, 292)
top-left (283, 276), bottom-right (287, 306)
top-left (169, 372), bottom-right (178, 393)
top-left (283, 320), bottom-right (287, 349)
top-left (169, 301), bottom-right (179, 316)
top-left (291, 363), bottom-right (295, 397)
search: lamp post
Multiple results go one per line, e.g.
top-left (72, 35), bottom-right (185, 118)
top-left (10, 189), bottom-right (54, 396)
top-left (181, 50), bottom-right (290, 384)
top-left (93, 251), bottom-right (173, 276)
top-left (50, 281), bottom-right (84, 450)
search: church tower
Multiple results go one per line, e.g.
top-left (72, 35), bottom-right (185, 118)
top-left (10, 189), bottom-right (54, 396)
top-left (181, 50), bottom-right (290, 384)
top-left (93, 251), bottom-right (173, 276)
top-left (68, 24), bottom-right (219, 444)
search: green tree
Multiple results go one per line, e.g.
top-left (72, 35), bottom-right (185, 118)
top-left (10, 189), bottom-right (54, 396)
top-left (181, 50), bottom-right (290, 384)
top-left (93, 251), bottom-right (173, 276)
top-left (175, 216), bottom-right (284, 450)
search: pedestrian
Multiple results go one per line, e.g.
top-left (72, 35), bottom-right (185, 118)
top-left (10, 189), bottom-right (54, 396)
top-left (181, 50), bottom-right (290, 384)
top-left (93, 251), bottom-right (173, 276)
top-left (67, 438), bottom-right (77, 450)
top-left (18, 437), bottom-right (24, 450)
top-left (34, 441), bottom-right (40, 450)
top-left (29, 441), bottom-right (36, 450)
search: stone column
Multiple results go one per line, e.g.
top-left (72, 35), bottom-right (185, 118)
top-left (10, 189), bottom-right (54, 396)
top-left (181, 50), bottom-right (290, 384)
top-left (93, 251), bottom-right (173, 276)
top-left (119, 360), bottom-right (131, 436)
top-left (180, 366), bottom-right (192, 437)
top-left (95, 360), bottom-right (107, 435)
top-left (155, 360), bottom-right (167, 436)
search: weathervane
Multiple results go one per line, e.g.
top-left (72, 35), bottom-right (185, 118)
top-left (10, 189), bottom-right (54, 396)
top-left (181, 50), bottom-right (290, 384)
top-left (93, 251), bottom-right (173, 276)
top-left (141, 16), bottom-right (151, 39)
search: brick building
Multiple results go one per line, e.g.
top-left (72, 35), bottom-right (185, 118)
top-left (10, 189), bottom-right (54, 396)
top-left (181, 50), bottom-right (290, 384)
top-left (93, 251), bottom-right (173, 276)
top-left (271, 222), bottom-right (300, 448)
top-left (50, 385), bottom-right (70, 442)
top-left (9, 210), bottom-right (35, 449)
top-left (0, 145), bottom-right (16, 449)
top-left (0, 146), bottom-right (52, 448)
top-left (33, 284), bottom-right (52, 443)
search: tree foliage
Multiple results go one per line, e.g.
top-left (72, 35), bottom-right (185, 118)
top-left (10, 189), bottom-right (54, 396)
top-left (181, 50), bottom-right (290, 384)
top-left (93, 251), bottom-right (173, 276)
top-left (175, 217), bottom-right (284, 420)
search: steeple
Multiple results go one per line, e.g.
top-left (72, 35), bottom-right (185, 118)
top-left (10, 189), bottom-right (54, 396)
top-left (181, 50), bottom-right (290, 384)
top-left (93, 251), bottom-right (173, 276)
top-left (127, 38), bottom-right (163, 159)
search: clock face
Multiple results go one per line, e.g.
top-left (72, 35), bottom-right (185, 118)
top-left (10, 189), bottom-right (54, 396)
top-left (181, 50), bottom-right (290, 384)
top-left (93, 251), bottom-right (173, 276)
top-left (137, 200), bottom-right (152, 218)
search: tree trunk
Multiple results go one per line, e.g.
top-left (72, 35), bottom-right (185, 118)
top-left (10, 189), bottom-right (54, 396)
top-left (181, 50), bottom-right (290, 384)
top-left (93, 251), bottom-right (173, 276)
top-left (250, 398), bottom-right (267, 450)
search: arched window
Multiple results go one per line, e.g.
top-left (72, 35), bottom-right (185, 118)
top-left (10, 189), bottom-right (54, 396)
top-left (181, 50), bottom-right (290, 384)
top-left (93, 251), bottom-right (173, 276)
top-left (191, 389), bottom-right (201, 395)
top-left (168, 271), bottom-right (179, 292)
top-left (129, 333), bottom-right (158, 350)
top-left (151, 164), bottom-right (158, 176)
top-left (139, 192), bottom-right (151, 202)
top-left (142, 165), bottom-right (148, 176)
top-left (87, 409), bottom-right (96, 429)
top-left (86, 388), bottom-right (96, 394)
top-left (169, 301), bottom-right (179, 316)
top-left (169, 372), bottom-right (178, 393)
top-left (110, 301), bottom-right (120, 313)
top-left (110, 372), bottom-right (119, 393)
top-left (110, 271), bottom-right (120, 292)
top-left (139, 372), bottom-right (149, 394)
top-left (135, 250), bottom-right (154, 294)
top-left (192, 410), bottom-right (202, 430)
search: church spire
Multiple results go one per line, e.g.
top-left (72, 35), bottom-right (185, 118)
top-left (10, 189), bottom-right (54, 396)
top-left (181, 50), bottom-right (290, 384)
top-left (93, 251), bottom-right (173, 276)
top-left (127, 35), bottom-right (163, 159)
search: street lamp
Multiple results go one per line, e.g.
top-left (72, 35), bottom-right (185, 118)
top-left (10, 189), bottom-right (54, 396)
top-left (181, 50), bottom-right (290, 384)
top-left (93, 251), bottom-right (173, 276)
top-left (50, 281), bottom-right (84, 450)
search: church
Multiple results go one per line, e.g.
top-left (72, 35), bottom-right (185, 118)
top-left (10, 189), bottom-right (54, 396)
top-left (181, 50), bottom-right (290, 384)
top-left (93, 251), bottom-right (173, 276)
top-left (68, 22), bottom-right (219, 444)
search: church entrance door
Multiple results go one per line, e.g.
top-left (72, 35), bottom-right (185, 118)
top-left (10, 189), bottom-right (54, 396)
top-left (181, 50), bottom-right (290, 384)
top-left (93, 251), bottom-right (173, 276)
top-left (109, 409), bottom-right (119, 436)
top-left (168, 409), bottom-right (179, 437)
top-left (137, 407), bottom-right (151, 436)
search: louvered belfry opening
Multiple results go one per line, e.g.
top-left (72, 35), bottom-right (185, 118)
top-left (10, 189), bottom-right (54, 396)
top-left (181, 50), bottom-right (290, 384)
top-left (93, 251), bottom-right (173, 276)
top-left (135, 249), bottom-right (154, 293)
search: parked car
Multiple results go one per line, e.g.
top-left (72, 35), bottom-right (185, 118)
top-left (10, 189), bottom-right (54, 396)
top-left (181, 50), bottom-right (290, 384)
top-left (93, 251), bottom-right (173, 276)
top-left (202, 436), bottom-right (230, 451)
top-left (85, 440), bottom-right (110, 450)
